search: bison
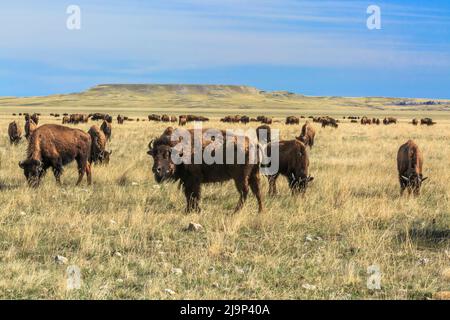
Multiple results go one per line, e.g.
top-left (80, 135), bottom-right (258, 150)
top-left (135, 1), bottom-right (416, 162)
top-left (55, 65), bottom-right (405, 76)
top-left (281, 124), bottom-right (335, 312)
top-left (117, 115), bottom-right (125, 124)
top-left (265, 140), bottom-right (314, 196)
top-left (147, 128), bottom-right (263, 213)
top-left (100, 120), bottom-right (112, 141)
top-left (8, 121), bottom-right (23, 144)
top-left (397, 140), bottom-right (427, 196)
top-left (412, 118), bottom-right (418, 126)
top-left (88, 125), bottom-right (112, 165)
top-left (19, 124), bottom-right (92, 187)
top-left (285, 116), bottom-right (300, 125)
top-left (420, 118), bottom-right (436, 126)
top-left (297, 121), bottom-right (315, 148)
top-left (383, 117), bottom-right (397, 125)
top-left (179, 116), bottom-right (187, 126)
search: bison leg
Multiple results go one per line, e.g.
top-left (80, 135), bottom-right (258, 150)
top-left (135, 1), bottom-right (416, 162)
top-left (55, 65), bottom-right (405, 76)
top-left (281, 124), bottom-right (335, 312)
top-left (268, 174), bottom-right (279, 196)
top-left (86, 163), bottom-right (92, 185)
top-left (249, 172), bottom-right (263, 213)
top-left (76, 157), bottom-right (88, 186)
top-left (52, 160), bottom-right (64, 185)
top-left (183, 180), bottom-right (201, 213)
top-left (233, 177), bottom-right (249, 213)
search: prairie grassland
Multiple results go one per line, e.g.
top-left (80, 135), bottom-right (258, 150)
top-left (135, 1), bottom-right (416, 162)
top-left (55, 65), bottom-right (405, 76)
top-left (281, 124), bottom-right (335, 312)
top-left (0, 113), bottom-right (449, 300)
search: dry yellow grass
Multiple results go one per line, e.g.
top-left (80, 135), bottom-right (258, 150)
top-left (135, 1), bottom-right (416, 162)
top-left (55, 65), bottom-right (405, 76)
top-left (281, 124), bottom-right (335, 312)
top-left (0, 87), bottom-right (449, 299)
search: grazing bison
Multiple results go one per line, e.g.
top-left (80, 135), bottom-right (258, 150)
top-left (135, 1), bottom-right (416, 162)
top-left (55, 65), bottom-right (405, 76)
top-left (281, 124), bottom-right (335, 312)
top-left (286, 116), bottom-right (300, 125)
top-left (383, 117), bottom-right (397, 125)
top-left (297, 121), bottom-right (315, 148)
top-left (69, 113), bottom-right (89, 124)
top-left (240, 116), bottom-right (250, 125)
top-left (117, 115), bottom-right (125, 124)
top-left (19, 124), bottom-right (92, 187)
top-left (397, 140), bottom-right (427, 196)
top-left (420, 118), bottom-right (436, 126)
top-left (8, 121), bottom-right (23, 144)
top-left (321, 117), bottom-right (338, 128)
top-left (25, 119), bottom-right (37, 140)
top-left (147, 128), bottom-right (263, 213)
top-left (100, 120), bottom-right (112, 141)
top-left (148, 114), bottom-right (161, 122)
top-left (161, 115), bottom-right (171, 122)
top-left (265, 140), bottom-right (313, 196)
top-left (88, 125), bottom-right (112, 165)
top-left (412, 118), bottom-right (418, 126)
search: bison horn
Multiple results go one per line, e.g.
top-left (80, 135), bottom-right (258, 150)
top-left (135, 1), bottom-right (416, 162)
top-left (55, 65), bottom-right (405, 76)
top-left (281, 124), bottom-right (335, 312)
top-left (421, 177), bottom-right (428, 182)
top-left (19, 160), bottom-right (25, 169)
top-left (401, 176), bottom-right (410, 181)
top-left (148, 139), bottom-right (154, 150)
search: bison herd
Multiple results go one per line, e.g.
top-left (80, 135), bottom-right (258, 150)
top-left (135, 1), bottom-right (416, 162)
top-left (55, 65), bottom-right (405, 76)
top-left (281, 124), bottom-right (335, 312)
top-left (6, 112), bottom-right (434, 212)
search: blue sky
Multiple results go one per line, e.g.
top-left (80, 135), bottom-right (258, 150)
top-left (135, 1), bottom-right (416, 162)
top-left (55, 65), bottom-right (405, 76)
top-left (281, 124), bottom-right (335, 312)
top-left (0, 0), bottom-right (449, 98)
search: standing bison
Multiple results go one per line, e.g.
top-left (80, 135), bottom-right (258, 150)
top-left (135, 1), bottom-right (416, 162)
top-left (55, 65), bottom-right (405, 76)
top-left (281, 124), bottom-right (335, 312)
top-left (100, 120), bottom-right (112, 141)
top-left (147, 128), bottom-right (263, 213)
top-left (88, 125), bottom-right (112, 165)
top-left (8, 121), bottom-right (23, 144)
top-left (265, 140), bottom-right (313, 196)
top-left (397, 140), bottom-right (427, 196)
top-left (25, 119), bottom-right (37, 140)
top-left (19, 124), bottom-right (92, 187)
top-left (297, 121), bottom-right (315, 148)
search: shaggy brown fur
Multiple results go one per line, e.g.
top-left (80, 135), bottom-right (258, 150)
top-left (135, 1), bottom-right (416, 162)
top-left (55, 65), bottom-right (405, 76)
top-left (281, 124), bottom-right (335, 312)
top-left (100, 120), bottom-right (112, 141)
top-left (147, 128), bottom-right (263, 213)
top-left (285, 116), bottom-right (300, 125)
top-left (19, 124), bottom-right (92, 187)
top-left (8, 121), bottom-right (22, 144)
top-left (88, 125), bottom-right (111, 165)
top-left (297, 121), bottom-right (315, 148)
top-left (25, 119), bottom-right (37, 140)
top-left (397, 140), bottom-right (427, 196)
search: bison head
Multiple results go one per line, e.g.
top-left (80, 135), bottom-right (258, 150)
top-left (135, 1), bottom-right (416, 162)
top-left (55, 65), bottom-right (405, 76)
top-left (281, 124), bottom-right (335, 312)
top-left (19, 159), bottom-right (45, 187)
top-left (289, 173), bottom-right (314, 194)
top-left (100, 150), bottom-right (112, 165)
top-left (147, 140), bottom-right (177, 183)
top-left (401, 174), bottom-right (428, 194)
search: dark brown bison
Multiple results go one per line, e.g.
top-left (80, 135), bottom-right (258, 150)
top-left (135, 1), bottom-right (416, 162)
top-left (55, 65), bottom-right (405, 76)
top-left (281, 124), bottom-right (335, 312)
top-left (397, 140), bottom-right (427, 196)
top-left (420, 118), bottom-right (436, 126)
top-left (148, 114), bottom-right (161, 122)
top-left (88, 125), bottom-right (112, 165)
top-left (297, 121), bottom-right (315, 148)
top-left (117, 115), bottom-right (125, 124)
top-left (147, 128), bottom-right (263, 213)
top-left (179, 116), bottom-right (187, 126)
top-left (100, 120), bottom-right (112, 141)
top-left (412, 118), bottom-right (418, 126)
top-left (161, 115), bottom-right (171, 122)
top-left (25, 113), bottom-right (39, 125)
top-left (25, 119), bottom-right (37, 140)
top-left (240, 116), bottom-right (250, 124)
top-left (62, 116), bottom-right (70, 124)
top-left (361, 117), bottom-right (372, 125)
top-left (19, 124), bottom-right (92, 187)
top-left (383, 117), bottom-right (397, 125)
top-left (321, 117), bottom-right (338, 128)
top-left (265, 140), bottom-right (313, 196)
top-left (8, 121), bottom-right (23, 144)
top-left (70, 113), bottom-right (89, 124)
top-left (285, 116), bottom-right (300, 125)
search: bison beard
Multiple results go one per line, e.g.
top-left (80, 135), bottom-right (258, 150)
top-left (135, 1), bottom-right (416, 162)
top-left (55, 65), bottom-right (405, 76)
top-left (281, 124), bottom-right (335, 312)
top-left (19, 124), bottom-right (92, 187)
top-left (147, 129), bottom-right (263, 213)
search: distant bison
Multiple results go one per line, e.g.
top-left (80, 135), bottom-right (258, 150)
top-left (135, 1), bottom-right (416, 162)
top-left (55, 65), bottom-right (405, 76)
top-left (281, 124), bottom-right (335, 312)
top-left (285, 116), bottom-right (300, 125)
top-left (179, 116), bottom-right (187, 126)
top-left (383, 117), bottom-right (397, 125)
top-left (19, 124), bottom-right (92, 187)
top-left (8, 121), bottom-right (23, 144)
top-left (117, 115), bottom-right (125, 124)
top-left (412, 118), bottom-right (418, 126)
top-left (397, 140), bottom-right (427, 196)
top-left (297, 121), bottom-right (315, 148)
top-left (321, 117), bottom-right (338, 128)
top-left (420, 118), bottom-right (436, 126)
top-left (147, 128), bottom-right (263, 213)
top-left (361, 117), bottom-right (372, 125)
